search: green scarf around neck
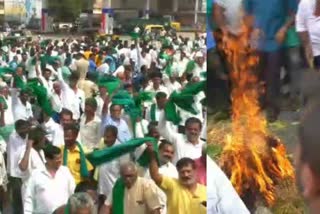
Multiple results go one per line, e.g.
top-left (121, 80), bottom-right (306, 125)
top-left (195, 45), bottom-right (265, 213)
top-left (111, 138), bottom-right (159, 214)
top-left (63, 142), bottom-right (89, 178)
top-left (112, 177), bottom-right (125, 214)
top-left (150, 103), bottom-right (157, 122)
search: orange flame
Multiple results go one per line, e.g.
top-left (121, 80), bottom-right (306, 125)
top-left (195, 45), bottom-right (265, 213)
top-left (217, 25), bottom-right (295, 206)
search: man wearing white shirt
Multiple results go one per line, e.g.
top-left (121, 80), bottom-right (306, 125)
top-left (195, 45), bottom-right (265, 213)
top-left (38, 68), bottom-right (54, 96)
top-left (18, 126), bottom-right (47, 200)
top-left (145, 140), bottom-right (178, 179)
top-left (0, 82), bottom-right (14, 126)
top-left (97, 61), bottom-right (110, 74)
top-left (162, 72), bottom-right (182, 95)
top-left (42, 111), bottom-right (64, 147)
top-left (158, 113), bottom-right (205, 164)
top-left (79, 98), bottom-right (101, 152)
top-left (145, 92), bottom-right (167, 123)
top-left (145, 72), bottom-right (169, 96)
top-left (11, 89), bottom-right (33, 122)
top-left (57, 65), bottom-right (84, 121)
top-left (207, 156), bottom-right (250, 214)
top-left (24, 145), bottom-right (75, 214)
top-left (98, 125), bottom-right (130, 198)
top-left (6, 120), bottom-right (30, 214)
top-left (192, 52), bottom-right (206, 80)
top-left (51, 82), bottom-right (63, 115)
top-left (296, 0), bottom-right (320, 69)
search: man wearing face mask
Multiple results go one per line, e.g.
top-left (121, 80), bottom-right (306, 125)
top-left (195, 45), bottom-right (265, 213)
top-left (158, 114), bottom-right (205, 164)
top-left (148, 144), bottom-right (206, 214)
top-left (102, 161), bottom-right (163, 214)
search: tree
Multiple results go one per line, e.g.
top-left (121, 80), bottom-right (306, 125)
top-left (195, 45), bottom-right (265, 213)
top-left (48, 0), bottom-right (84, 22)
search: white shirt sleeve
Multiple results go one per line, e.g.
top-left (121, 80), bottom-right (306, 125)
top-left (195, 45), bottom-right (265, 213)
top-left (296, 0), bottom-right (308, 32)
top-left (23, 175), bottom-right (35, 214)
top-left (207, 157), bottom-right (250, 214)
top-left (65, 167), bottom-right (76, 196)
top-left (157, 111), bottom-right (178, 144)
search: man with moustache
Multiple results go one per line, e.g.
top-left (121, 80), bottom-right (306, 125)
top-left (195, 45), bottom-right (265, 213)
top-left (148, 143), bottom-right (206, 214)
top-left (145, 140), bottom-right (178, 179)
top-left (158, 114), bottom-right (205, 164)
top-left (23, 145), bottom-right (75, 214)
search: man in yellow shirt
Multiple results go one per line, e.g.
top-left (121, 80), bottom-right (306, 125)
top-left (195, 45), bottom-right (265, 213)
top-left (62, 123), bottom-right (94, 184)
top-left (147, 143), bottom-right (206, 214)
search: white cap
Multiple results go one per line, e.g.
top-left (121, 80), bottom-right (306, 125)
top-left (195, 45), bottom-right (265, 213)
top-left (195, 51), bottom-right (204, 58)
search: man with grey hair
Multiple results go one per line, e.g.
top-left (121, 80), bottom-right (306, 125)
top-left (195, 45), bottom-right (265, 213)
top-left (100, 161), bottom-right (163, 214)
top-left (69, 192), bottom-right (95, 214)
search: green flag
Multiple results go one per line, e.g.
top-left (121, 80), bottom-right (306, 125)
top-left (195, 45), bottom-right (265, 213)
top-left (98, 75), bottom-right (122, 95)
top-left (164, 81), bottom-right (206, 125)
top-left (86, 137), bottom-right (159, 167)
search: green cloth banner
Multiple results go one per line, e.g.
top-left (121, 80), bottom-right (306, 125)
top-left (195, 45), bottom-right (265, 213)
top-left (98, 75), bottom-right (121, 95)
top-left (112, 178), bottom-right (125, 214)
top-left (164, 81), bottom-right (206, 125)
top-left (86, 137), bottom-right (159, 168)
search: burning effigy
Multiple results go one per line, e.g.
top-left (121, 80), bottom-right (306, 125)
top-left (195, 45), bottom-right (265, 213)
top-left (215, 25), bottom-right (296, 211)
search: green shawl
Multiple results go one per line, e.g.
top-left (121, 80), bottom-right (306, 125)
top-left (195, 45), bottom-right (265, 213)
top-left (86, 137), bottom-right (159, 168)
top-left (63, 142), bottom-right (90, 178)
top-left (164, 81), bottom-right (206, 125)
top-left (112, 178), bottom-right (125, 214)
top-left (110, 138), bottom-right (159, 214)
top-left (150, 103), bottom-right (157, 122)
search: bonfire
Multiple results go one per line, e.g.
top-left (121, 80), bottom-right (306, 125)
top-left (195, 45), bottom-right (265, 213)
top-left (216, 25), bottom-right (295, 209)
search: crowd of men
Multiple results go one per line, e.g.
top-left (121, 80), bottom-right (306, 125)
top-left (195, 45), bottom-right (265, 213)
top-left (0, 24), bottom-right (255, 214)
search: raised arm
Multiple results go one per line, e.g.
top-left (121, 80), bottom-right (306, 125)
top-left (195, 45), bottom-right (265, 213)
top-left (18, 138), bottom-right (32, 172)
top-left (157, 111), bottom-right (177, 144)
top-left (147, 143), bottom-right (163, 185)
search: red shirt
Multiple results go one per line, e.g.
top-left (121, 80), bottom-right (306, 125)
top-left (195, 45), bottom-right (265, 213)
top-left (194, 156), bottom-right (206, 185)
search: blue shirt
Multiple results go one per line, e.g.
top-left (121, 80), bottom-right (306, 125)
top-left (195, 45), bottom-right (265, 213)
top-left (88, 60), bottom-right (97, 73)
top-left (207, 0), bottom-right (216, 50)
top-left (243, 0), bottom-right (297, 52)
top-left (101, 115), bottom-right (132, 143)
